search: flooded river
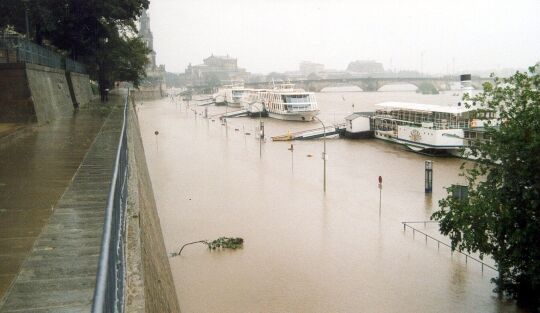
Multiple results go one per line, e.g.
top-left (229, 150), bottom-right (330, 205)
top-left (138, 89), bottom-right (520, 312)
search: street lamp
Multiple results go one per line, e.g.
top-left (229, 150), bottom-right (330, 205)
top-left (313, 116), bottom-right (327, 192)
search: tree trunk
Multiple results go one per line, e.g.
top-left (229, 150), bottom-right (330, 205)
top-left (98, 59), bottom-right (108, 102)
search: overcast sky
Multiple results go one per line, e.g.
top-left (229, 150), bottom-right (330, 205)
top-left (148, 0), bottom-right (540, 75)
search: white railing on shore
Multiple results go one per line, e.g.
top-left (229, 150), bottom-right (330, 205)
top-left (402, 221), bottom-right (497, 273)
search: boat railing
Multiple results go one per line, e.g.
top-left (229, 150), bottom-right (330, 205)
top-left (402, 221), bottom-right (497, 273)
top-left (433, 120), bottom-right (470, 130)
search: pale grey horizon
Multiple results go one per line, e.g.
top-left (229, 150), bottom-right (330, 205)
top-left (148, 0), bottom-right (540, 75)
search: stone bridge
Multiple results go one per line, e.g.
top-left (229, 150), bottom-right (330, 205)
top-left (244, 76), bottom-right (493, 92)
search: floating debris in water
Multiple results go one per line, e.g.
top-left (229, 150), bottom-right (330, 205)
top-left (171, 237), bottom-right (244, 257)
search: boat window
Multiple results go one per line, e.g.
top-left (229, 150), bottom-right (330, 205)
top-left (284, 94), bottom-right (310, 103)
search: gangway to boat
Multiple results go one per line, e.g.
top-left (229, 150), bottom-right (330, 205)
top-left (209, 109), bottom-right (250, 120)
top-left (272, 123), bottom-right (345, 141)
top-left (197, 101), bottom-right (214, 106)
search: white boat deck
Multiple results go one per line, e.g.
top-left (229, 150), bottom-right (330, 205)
top-left (376, 101), bottom-right (475, 114)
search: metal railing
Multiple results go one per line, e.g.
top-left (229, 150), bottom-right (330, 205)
top-left (65, 57), bottom-right (87, 74)
top-left (0, 33), bottom-right (87, 73)
top-left (402, 221), bottom-right (497, 273)
top-left (92, 95), bottom-right (129, 313)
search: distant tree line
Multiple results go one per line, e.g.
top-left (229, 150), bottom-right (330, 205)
top-left (0, 0), bottom-right (150, 100)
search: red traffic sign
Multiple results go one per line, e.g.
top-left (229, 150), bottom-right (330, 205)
top-left (378, 176), bottom-right (382, 184)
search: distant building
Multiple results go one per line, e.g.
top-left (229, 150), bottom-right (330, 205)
top-left (347, 60), bottom-right (384, 74)
top-left (138, 10), bottom-right (166, 96)
top-left (139, 10), bottom-right (158, 72)
top-left (299, 61), bottom-right (325, 75)
top-left (185, 54), bottom-right (249, 86)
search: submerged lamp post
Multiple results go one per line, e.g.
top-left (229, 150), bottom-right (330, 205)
top-left (259, 121), bottom-right (264, 158)
top-left (425, 160), bottom-right (433, 193)
top-left (314, 116), bottom-right (327, 192)
top-left (288, 144), bottom-right (294, 173)
top-left (378, 175), bottom-right (383, 218)
top-left (154, 130), bottom-right (159, 152)
top-left (259, 103), bottom-right (265, 158)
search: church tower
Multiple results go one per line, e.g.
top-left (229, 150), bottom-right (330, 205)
top-left (139, 10), bottom-right (157, 71)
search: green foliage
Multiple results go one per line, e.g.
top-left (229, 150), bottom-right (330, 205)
top-left (171, 237), bottom-right (244, 257)
top-left (97, 32), bottom-right (149, 88)
top-left (207, 237), bottom-right (244, 250)
top-left (0, 0), bottom-right (150, 92)
top-left (432, 65), bottom-right (540, 310)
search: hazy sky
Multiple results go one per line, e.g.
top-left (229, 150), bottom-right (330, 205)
top-left (148, 0), bottom-right (540, 74)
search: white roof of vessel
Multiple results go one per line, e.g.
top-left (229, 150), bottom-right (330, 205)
top-left (376, 101), bottom-right (474, 114)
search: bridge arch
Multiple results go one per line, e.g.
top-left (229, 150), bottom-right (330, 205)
top-left (242, 76), bottom-right (489, 93)
top-left (376, 82), bottom-right (418, 92)
top-left (319, 84), bottom-right (363, 92)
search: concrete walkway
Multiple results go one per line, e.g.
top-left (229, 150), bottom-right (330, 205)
top-left (0, 99), bottom-right (124, 312)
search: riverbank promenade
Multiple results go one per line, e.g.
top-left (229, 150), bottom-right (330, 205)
top-left (0, 97), bottom-right (124, 312)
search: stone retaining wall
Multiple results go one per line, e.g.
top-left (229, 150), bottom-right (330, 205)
top-left (0, 63), bottom-right (38, 123)
top-left (66, 71), bottom-right (94, 107)
top-left (0, 63), bottom-right (94, 124)
top-left (130, 85), bottom-right (165, 101)
top-left (126, 99), bottom-right (181, 313)
top-left (25, 63), bottom-right (73, 123)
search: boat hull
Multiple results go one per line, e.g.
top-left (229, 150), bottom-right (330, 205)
top-left (341, 130), bottom-right (374, 139)
top-left (226, 101), bottom-right (242, 108)
top-left (268, 110), bottom-right (319, 122)
top-left (373, 132), bottom-right (461, 155)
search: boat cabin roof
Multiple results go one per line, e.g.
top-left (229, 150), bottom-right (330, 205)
top-left (345, 112), bottom-right (375, 120)
top-left (376, 101), bottom-right (474, 114)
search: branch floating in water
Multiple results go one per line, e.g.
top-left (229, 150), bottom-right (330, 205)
top-left (171, 237), bottom-right (244, 257)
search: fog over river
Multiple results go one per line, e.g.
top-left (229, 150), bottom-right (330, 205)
top-left (138, 88), bottom-right (521, 313)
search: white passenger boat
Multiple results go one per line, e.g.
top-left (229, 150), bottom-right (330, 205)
top-left (259, 83), bottom-right (319, 121)
top-left (371, 101), bottom-right (494, 155)
top-left (219, 82), bottom-right (248, 108)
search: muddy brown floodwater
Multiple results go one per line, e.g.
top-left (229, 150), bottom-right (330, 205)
top-left (138, 89), bottom-right (521, 313)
